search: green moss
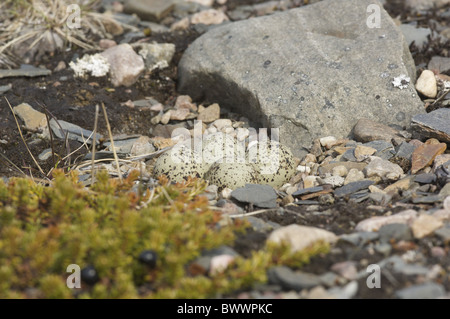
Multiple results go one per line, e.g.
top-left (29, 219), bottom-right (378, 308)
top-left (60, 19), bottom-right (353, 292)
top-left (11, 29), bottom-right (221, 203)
top-left (0, 170), bottom-right (330, 298)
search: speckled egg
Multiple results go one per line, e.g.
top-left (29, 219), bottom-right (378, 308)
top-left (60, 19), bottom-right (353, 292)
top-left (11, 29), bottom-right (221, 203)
top-left (247, 140), bottom-right (296, 188)
top-left (204, 162), bottom-right (260, 190)
top-left (202, 132), bottom-right (246, 171)
top-left (153, 141), bottom-right (207, 183)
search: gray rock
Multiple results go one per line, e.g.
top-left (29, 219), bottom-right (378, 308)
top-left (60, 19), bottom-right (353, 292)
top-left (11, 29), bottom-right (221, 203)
top-left (124, 0), bottom-right (175, 22)
top-left (178, 0), bottom-right (423, 158)
top-left (414, 173), bottom-right (437, 184)
top-left (50, 119), bottom-right (102, 144)
top-left (435, 226), bottom-right (450, 242)
top-left (267, 266), bottom-right (321, 291)
top-left (341, 149), bottom-right (357, 162)
top-left (339, 232), bottom-right (379, 246)
top-left (396, 282), bottom-right (446, 299)
top-left (231, 184), bottom-right (278, 208)
top-left (412, 195), bottom-right (444, 204)
top-left (395, 141), bottom-right (417, 160)
top-left (428, 56), bottom-right (450, 73)
top-left (334, 180), bottom-right (374, 198)
top-left (0, 64), bottom-right (51, 79)
top-left (411, 108), bottom-right (450, 143)
top-left (399, 24), bottom-right (432, 49)
top-left (378, 223), bottom-right (412, 243)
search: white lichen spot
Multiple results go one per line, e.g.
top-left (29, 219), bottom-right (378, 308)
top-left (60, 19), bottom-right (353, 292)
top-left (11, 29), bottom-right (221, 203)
top-left (69, 54), bottom-right (110, 77)
top-left (392, 74), bottom-right (410, 89)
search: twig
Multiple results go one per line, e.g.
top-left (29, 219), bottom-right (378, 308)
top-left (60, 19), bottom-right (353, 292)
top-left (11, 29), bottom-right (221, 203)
top-left (228, 208), bottom-right (277, 219)
top-left (91, 104), bottom-right (99, 185)
top-left (101, 102), bottom-right (122, 181)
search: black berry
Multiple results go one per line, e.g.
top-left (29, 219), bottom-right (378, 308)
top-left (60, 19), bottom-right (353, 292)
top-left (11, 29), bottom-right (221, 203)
top-left (81, 265), bottom-right (99, 285)
top-left (138, 250), bottom-right (158, 268)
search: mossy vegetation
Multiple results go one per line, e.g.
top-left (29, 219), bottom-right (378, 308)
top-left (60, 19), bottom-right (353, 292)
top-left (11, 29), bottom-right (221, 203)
top-left (0, 170), bottom-right (329, 298)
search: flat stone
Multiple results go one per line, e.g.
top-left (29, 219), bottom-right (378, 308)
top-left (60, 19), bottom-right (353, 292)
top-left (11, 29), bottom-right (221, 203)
top-left (412, 195), bottom-right (445, 204)
top-left (411, 108), bottom-right (450, 143)
top-left (395, 283), bottom-right (446, 299)
top-left (100, 43), bottom-right (145, 87)
top-left (197, 103), bottom-right (220, 123)
top-left (267, 266), bottom-right (321, 291)
top-left (428, 56), bottom-right (450, 73)
top-left (379, 223), bottom-right (412, 243)
top-left (292, 186), bottom-right (324, 197)
top-left (414, 173), bottom-right (437, 184)
top-left (0, 65), bottom-right (51, 79)
top-left (364, 157), bottom-right (404, 180)
top-left (355, 209), bottom-right (418, 232)
top-left (411, 214), bottom-right (444, 239)
top-left (353, 119), bottom-right (401, 143)
top-left (50, 119), bottom-right (102, 144)
top-left (341, 148), bottom-right (357, 162)
top-left (178, 0), bottom-right (423, 158)
top-left (13, 103), bottom-right (47, 132)
top-left (231, 184), bottom-right (277, 208)
top-left (151, 123), bottom-right (187, 138)
top-left (124, 0), bottom-right (175, 22)
top-left (267, 224), bottom-right (337, 253)
top-left (334, 180), bottom-right (374, 198)
top-left (411, 142), bottom-right (447, 174)
top-left (395, 141), bottom-right (417, 160)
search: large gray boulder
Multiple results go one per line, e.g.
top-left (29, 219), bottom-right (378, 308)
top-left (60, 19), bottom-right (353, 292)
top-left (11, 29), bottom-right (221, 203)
top-left (178, 0), bottom-right (424, 157)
